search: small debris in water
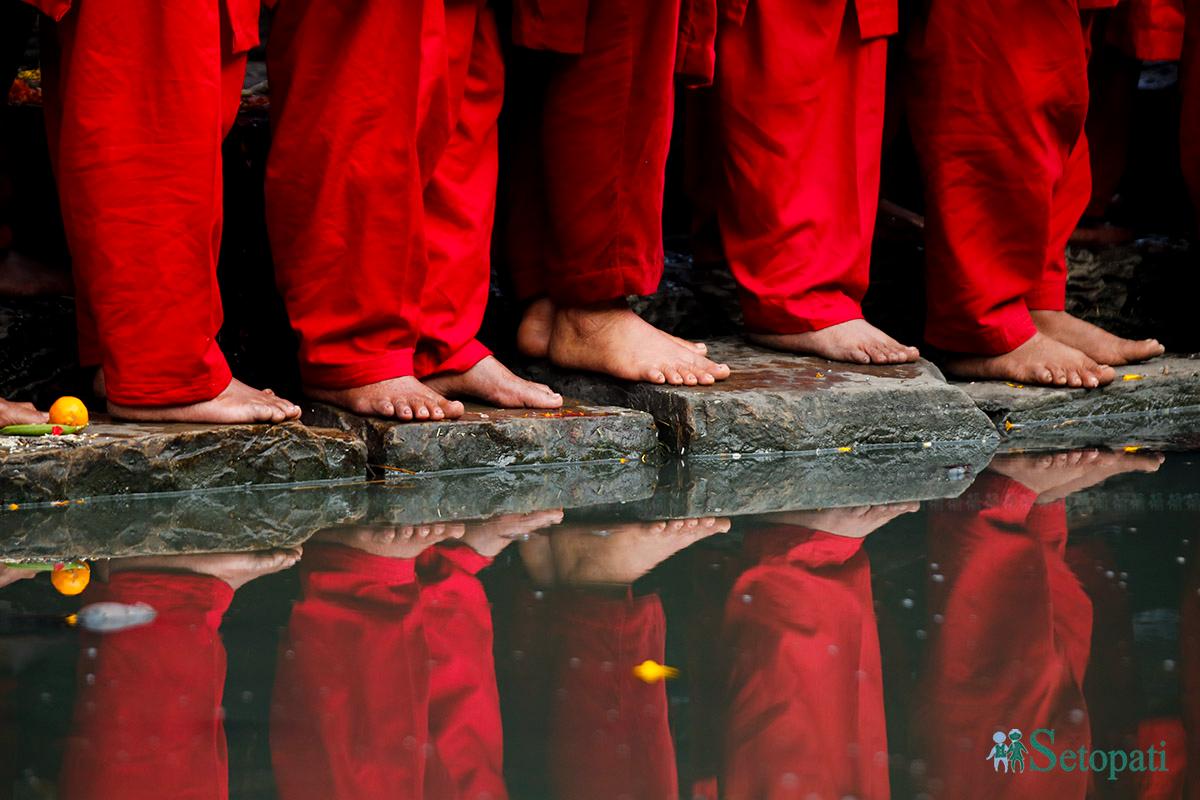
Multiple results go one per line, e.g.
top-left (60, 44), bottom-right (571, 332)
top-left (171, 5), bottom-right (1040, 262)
top-left (74, 602), bottom-right (157, 633)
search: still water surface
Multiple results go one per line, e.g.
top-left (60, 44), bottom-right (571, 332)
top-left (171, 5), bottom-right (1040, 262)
top-left (1, 448), bottom-right (1197, 799)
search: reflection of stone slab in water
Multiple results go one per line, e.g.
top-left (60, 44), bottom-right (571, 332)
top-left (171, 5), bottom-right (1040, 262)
top-left (0, 421), bottom-right (366, 504)
top-left (304, 402), bottom-right (659, 473)
top-left (522, 339), bottom-right (998, 456)
top-left (0, 460), bottom-right (657, 560)
top-left (996, 410), bottom-right (1200, 453)
top-left (957, 356), bottom-right (1200, 447)
top-left (571, 442), bottom-right (995, 520)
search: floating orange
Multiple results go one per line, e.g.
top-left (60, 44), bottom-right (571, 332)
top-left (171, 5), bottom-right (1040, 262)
top-left (50, 562), bottom-right (90, 595)
top-left (48, 396), bottom-right (89, 428)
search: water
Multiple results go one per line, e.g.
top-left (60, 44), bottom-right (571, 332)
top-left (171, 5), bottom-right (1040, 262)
top-left (1, 447), bottom-right (1198, 799)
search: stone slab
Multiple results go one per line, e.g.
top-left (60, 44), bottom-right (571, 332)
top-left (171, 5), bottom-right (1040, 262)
top-left (573, 442), bottom-right (994, 521)
top-left (304, 401), bottom-right (659, 473)
top-left (0, 460), bottom-right (657, 561)
top-left (0, 421), bottom-right (366, 504)
top-left (521, 339), bottom-right (999, 456)
top-left (957, 356), bottom-right (1200, 447)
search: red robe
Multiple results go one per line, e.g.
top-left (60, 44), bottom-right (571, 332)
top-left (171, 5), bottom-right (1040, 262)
top-left (265, 0), bottom-right (499, 388)
top-left (58, 572), bottom-right (234, 800)
top-left (695, 0), bottom-right (896, 335)
top-left (271, 542), bottom-right (507, 800)
top-left (546, 589), bottom-right (680, 799)
top-left (35, 0), bottom-right (258, 405)
top-left (719, 525), bottom-right (890, 800)
top-left (916, 474), bottom-right (1093, 798)
top-left (505, 0), bottom-right (681, 305)
top-left (908, 1), bottom-right (1100, 355)
top-left (1112, 0), bottom-right (1187, 60)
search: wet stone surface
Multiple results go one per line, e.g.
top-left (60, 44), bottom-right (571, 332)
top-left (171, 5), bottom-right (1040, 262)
top-left (0, 421), bottom-right (366, 504)
top-left (630, 443), bottom-right (995, 519)
top-left (958, 356), bottom-right (1200, 446)
top-left (303, 401), bottom-right (660, 473)
top-left (521, 339), bottom-right (1000, 456)
top-left (0, 446), bottom-right (995, 561)
top-left (0, 460), bottom-right (657, 561)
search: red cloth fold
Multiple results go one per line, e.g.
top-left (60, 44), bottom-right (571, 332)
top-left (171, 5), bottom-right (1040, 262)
top-left (915, 474), bottom-right (1093, 798)
top-left (271, 542), bottom-right (506, 800)
top-left (59, 572), bottom-right (234, 800)
top-left (718, 525), bottom-right (890, 800)
top-left (909, 0), bottom-right (1091, 354)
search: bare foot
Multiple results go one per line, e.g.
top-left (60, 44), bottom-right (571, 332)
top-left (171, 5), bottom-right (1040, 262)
top-left (547, 301), bottom-right (730, 385)
top-left (1031, 310), bottom-right (1164, 366)
top-left (517, 298), bottom-right (556, 360)
top-left (307, 376), bottom-right (464, 422)
top-left (93, 368), bottom-right (106, 400)
top-left (459, 509), bottom-right (565, 557)
top-left (529, 517), bottom-right (731, 586)
top-left (942, 332), bottom-right (1116, 388)
top-left (989, 449), bottom-right (1163, 502)
top-left (0, 398), bottom-right (47, 427)
top-left (761, 502), bottom-right (920, 539)
top-left (425, 356), bottom-right (563, 409)
top-left (0, 564), bottom-right (35, 590)
top-left (107, 548), bottom-right (303, 591)
top-left (519, 297), bottom-right (708, 360)
top-left (313, 523), bottom-right (466, 559)
top-left (749, 319), bottom-right (919, 365)
top-left (109, 378), bottom-right (300, 424)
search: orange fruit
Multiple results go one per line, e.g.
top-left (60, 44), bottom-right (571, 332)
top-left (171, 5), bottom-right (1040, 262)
top-left (51, 562), bottom-right (91, 596)
top-left (48, 396), bottom-right (88, 428)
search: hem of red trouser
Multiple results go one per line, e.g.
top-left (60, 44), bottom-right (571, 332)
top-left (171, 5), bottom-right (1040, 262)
top-left (299, 349), bottom-right (417, 391)
top-left (416, 339), bottom-right (492, 380)
top-left (1025, 284), bottom-right (1067, 312)
top-left (739, 291), bottom-right (865, 335)
top-left (742, 309), bottom-right (866, 336)
top-left (545, 258), bottom-right (664, 305)
top-left (925, 317), bottom-right (1039, 357)
top-left (105, 366), bottom-right (234, 408)
top-left (303, 541), bottom-right (419, 583)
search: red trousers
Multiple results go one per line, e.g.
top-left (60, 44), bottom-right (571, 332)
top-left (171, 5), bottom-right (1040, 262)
top-left (271, 542), bottom-right (506, 800)
top-left (916, 474), bottom-right (1093, 799)
top-left (908, 2), bottom-right (1095, 355)
top-left (266, 0), bottom-right (499, 388)
top-left (505, 0), bottom-right (680, 305)
top-left (59, 572), bottom-right (234, 800)
top-left (544, 590), bottom-right (680, 800)
top-left (708, 0), bottom-right (891, 334)
top-left (719, 526), bottom-right (890, 800)
top-left (40, 0), bottom-right (257, 406)
top-left (1112, 0), bottom-right (1187, 59)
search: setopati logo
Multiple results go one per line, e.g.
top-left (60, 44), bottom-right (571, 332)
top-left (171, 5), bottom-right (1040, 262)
top-left (987, 727), bottom-right (1169, 782)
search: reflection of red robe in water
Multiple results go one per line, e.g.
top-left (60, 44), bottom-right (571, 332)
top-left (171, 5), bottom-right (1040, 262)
top-left (713, 525), bottom-right (889, 800)
top-left (918, 474), bottom-right (1093, 799)
top-left (59, 572), bottom-right (234, 800)
top-left (271, 542), bottom-right (506, 800)
top-left (544, 590), bottom-right (679, 800)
